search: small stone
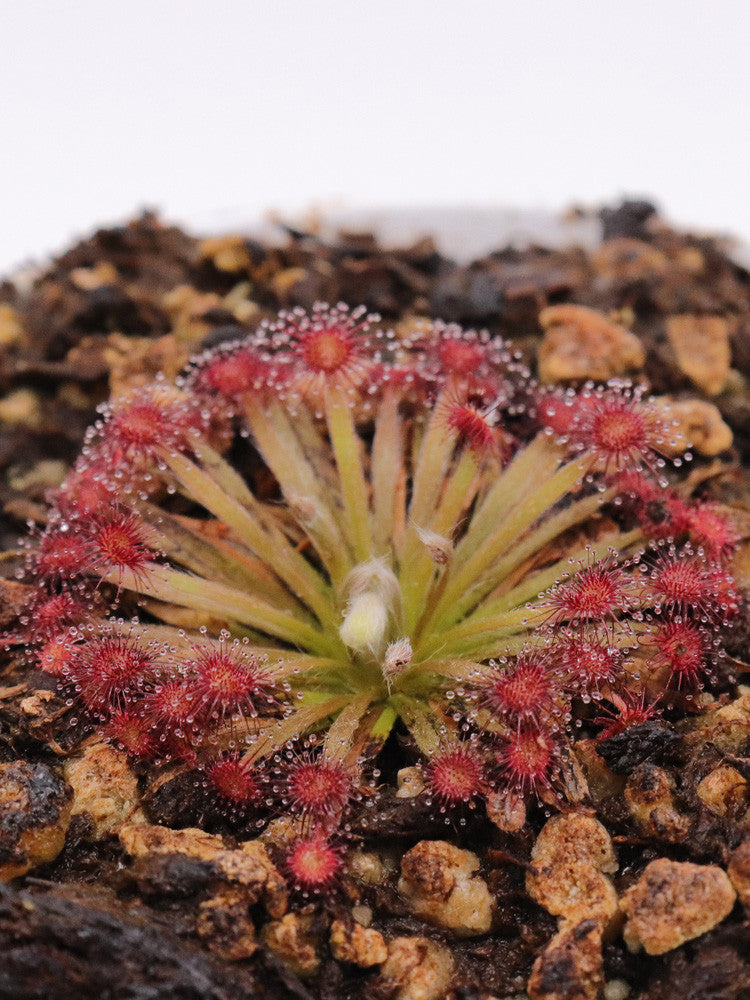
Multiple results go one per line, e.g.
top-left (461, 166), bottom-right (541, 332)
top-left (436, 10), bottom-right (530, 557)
top-left (727, 839), bottom-right (750, 913)
top-left (710, 693), bottom-right (750, 752)
top-left (538, 304), bottom-right (645, 383)
top-left (620, 858), bottom-right (736, 954)
top-left (162, 285), bottom-right (224, 346)
top-left (624, 763), bottom-right (689, 843)
top-left (223, 280), bottom-right (260, 324)
top-left (603, 980), bottom-right (631, 1000)
top-left (666, 314), bottom-right (731, 396)
top-left (526, 814), bottom-right (618, 933)
top-left (378, 936), bottom-right (454, 1000)
top-left (258, 814), bottom-right (305, 851)
top-left (654, 397), bottom-right (733, 457)
top-left (199, 235), bottom-right (252, 273)
top-left (396, 766), bottom-right (425, 798)
top-left (196, 888), bottom-right (257, 961)
top-left (0, 388), bottom-right (43, 429)
top-left (347, 848), bottom-right (389, 885)
top-left (0, 303), bottom-right (26, 346)
top-left (330, 918), bottom-right (388, 967)
top-left (486, 787), bottom-right (527, 832)
top-left (0, 761), bottom-right (73, 881)
top-left (351, 904), bottom-right (373, 926)
top-left (8, 459), bottom-right (68, 495)
top-left (263, 912), bottom-right (320, 979)
top-left (99, 332), bottom-right (191, 397)
top-left (696, 764), bottom-right (749, 818)
top-left (64, 742), bottom-right (142, 838)
top-left (70, 261), bottom-right (119, 291)
top-left (531, 814), bottom-right (619, 875)
top-left (528, 919), bottom-right (604, 1000)
top-left (214, 841), bottom-right (288, 918)
top-left (398, 840), bottom-right (493, 936)
top-left (271, 267), bottom-right (310, 301)
top-left (593, 238), bottom-right (669, 281)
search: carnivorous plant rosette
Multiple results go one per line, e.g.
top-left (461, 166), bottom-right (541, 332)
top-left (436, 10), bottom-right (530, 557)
top-left (11, 303), bottom-right (743, 891)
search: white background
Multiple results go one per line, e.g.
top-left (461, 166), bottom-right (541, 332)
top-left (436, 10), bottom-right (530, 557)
top-left (1, 0), bottom-right (749, 274)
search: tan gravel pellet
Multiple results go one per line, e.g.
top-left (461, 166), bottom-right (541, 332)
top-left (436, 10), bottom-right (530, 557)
top-left (398, 840), bottom-right (493, 936)
top-left (620, 858), bottom-right (736, 954)
top-left (526, 814), bottom-right (619, 933)
top-left (538, 303), bottom-right (645, 383)
top-left (378, 936), bottom-right (454, 1000)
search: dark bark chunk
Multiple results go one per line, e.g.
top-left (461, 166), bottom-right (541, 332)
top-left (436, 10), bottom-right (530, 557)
top-left (0, 882), bottom-right (299, 1000)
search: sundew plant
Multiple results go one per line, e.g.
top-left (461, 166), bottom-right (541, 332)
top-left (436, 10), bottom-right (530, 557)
top-left (13, 303), bottom-right (743, 892)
